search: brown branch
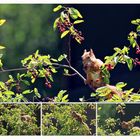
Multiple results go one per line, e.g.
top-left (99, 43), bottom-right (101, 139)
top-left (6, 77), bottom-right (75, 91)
top-left (52, 63), bottom-right (86, 82)
top-left (0, 63), bottom-right (86, 82)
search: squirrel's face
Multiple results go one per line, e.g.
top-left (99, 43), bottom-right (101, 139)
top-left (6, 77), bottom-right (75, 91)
top-left (82, 49), bottom-right (96, 70)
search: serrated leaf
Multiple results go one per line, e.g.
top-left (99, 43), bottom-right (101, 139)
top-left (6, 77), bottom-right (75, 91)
top-left (74, 20), bottom-right (84, 24)
top-left (53, 5), bottom-right (62, 12)
top-left (61, 30), bottom-right (69, 38)
top-left (0, 19), bottom-right (6, 26)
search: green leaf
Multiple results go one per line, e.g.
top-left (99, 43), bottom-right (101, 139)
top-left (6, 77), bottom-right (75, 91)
top-left (61, 30), bottom-right (70, 38)
top-left (125, 56), bottom-right (133, 71)
top-left (0, 60), bottom-right (3, 68)
top-left (0, 46), bottom-right (5, 49)
top-left (74, 20), bottom-right (84, 24)
top-left (57, 90), bottom-right (67, 99)
top-left (69, 8), bottom-right (83, 19)
top-left (4, 91), bottom-right (15, 96)
top-left (137, 25), bottom-right (140, 32)
top-left (131, 20), bottom-right (138, 25)
top-left (53, 18), bottom-right (59, 30)
top-left (53, 5), bottom-right (62, 12)
top-left (22, 80), bottom-right (30, 86)
top-left (58, 54), bottom-right (66, 61)
top-left (22, 90), bottom-right (31, 94)
top-left (64, 68), bottom-right (69, 75)
top-left (96, 86), bottom-right (111, 96)
top-left (90, 92), bottom-right (97, 97)
top-left (51, 58), bottom-right (58, 62)
top-left (31, 78), bottom-right (36, 83)
top-left (35, 50), bottom-right (39, 58)
top-left (62, 94), bottom-right (69, 102)
top-left (34, 88), bottom-right (41, 98)
top-left (116, 82), bottom-right (127, 89)
top-left (0, 19), bottom-right (6, 26)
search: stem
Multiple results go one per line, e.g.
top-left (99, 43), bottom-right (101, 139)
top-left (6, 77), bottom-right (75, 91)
top-left (68, 35), bottom-right (71, 65)
top-left (0, 63), bottom-right (86, 82)
top-left (0, 67), bottom-right (27, 73)
top-left (52, 63), bottom-right (86, 82)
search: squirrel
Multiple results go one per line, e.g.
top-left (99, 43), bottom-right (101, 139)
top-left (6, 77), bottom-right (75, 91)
top-left (21, 113), bottom-right (32, 123)
top-left (82, 49), bottom-right (123, 98)
top-left (71, 111), bottom-right (92, 135)
top-left (121, 121), bottom-right (134, 130)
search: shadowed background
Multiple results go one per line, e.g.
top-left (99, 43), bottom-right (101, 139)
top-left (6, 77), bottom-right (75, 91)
top-left (0, 4), bottom-right (140, 101)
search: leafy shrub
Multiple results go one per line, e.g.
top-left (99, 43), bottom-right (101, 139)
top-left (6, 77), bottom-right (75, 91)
top-left (97, 104), bottom-right (140, 135)
top-left (0, 104), bottom-right (40, 135)
top-left (42, 103), bottom-right (96, 135)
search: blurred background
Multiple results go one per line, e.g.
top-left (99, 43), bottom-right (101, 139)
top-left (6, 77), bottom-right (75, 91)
top-left (0, 4), bottom-right (140, 101)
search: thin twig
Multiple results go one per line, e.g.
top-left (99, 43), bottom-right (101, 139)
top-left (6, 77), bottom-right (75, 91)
top-left (0, 67), bottom-right (27, 73)
top-left (0, 63), bottom-right (86, 82)
top-left (52, 63), bottom-right (86, 82)
top-left (68, 35), bottom-right (71, 65)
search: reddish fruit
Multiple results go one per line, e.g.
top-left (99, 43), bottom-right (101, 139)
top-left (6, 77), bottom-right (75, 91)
top-left (105, 64), bottom-right (114, 71)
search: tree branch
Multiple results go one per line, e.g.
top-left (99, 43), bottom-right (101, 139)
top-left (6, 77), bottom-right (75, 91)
top-left (0, 67), bottom-right (27, 73)
top-left (52, 63), bottom-right (86, 82)
top-left (0, 63), bottom-right (86, 82)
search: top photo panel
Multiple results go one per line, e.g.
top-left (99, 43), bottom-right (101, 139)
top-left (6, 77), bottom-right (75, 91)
top-left (0, 4), bottom-right (140, 103)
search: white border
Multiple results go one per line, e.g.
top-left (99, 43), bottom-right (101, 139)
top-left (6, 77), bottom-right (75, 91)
top-left (0, 0), bottom-right (139, 4)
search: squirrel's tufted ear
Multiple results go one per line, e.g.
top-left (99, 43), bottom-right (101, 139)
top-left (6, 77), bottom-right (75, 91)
top-left (84, 49), bottom-right (87, 53)
top-left (89, 49), bottom-right (94, 55)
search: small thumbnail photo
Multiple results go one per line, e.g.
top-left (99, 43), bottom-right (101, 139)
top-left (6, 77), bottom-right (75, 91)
top-left (97, 103), bottom-right (140, 136)
top-left (42, 103), bottom-right (96, 135)
top-left (0, 103), bottom-right (41, 135)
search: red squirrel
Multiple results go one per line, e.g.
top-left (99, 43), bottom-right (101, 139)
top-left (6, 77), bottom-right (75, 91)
top-left (82, 49), bottom-right (123, 98)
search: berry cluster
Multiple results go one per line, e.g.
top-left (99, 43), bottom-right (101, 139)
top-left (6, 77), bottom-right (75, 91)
top-left (72, 29), bottom-right (84, 43)
top-left (134, 58), bottom-right (140, 65)
top-left (44, 68), bottom-right (52, 89)
top-left (105, 64), bottom-right (114, 71)
top-left (57, 18), bottom-right (84, 43)
top-left (136, 45), bottom-right (140, 54)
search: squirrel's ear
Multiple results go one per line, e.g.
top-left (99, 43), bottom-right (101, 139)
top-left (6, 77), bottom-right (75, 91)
top-left (90, 49), bottom-right (94, 55)
top-left (84, 49), bottom-right (87, 53)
